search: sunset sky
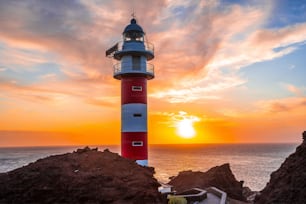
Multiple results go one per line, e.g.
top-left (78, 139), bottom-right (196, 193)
top-left (0, 0), bottom-right (305, 146)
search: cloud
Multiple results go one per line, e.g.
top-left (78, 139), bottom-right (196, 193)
top-left (147, 2), bottom-right (270, 103)
top-left (0, 44), bottom-right (51, 72)
top-left (257, 97), bottom-right (306, 114)
top-left (149, 2), bottom-right (306, 104)
top-left (150, 66), bottom-right (246, 103)
top-left (0, 0), bottom-right (305, 108)
top-left (251, 23), bottom-right (306, 48)
top-left (284, 83), bottom-right (305, 96)
top-left (0, 0), bottom-right (111, 79)
top-left (0, 0), bottom-right (167, 105)
top-left (153, 111), bottom-right (201, 127)
top-left (208, 23), bottom-right (306, 71)
top-left (0, 77), bottom-right (119, 107)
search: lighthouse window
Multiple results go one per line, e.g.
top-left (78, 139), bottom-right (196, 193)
top-left (132, 86), bottom-right (142, 91)
top-left (124, 32), bottom-right (144, 42)
top-left (133, 113), bottom-right (142, 117)
top-left (132, 56), bottom-right (141, 70)
top-left (132, 141), bottom-right (143, 146)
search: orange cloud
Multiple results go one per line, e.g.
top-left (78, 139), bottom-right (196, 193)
top-left (284, 83), bottom-right (305, 96)
top-left (257, 97), bottom-right (306, 114)
top-left (0, 0), bottom-right (276, 105)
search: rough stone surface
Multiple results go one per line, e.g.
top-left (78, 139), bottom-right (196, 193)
top-left (255, 132), bottom-right (306, 204)
top-left (243, 186), bottom-right (259, 203)
top-left (168, 163), bottom-right (245, 201)
top-left (0, 147), bottom-right (164, 204)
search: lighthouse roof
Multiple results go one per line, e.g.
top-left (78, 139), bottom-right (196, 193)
top-left (123, 18), bottom-right (144, 34)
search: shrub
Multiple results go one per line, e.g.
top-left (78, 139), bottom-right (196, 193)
top-left (168, 196), bottom-right (187, 204)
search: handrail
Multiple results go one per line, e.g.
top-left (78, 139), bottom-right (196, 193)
top-left (113, 63), bottom-right (154, 75)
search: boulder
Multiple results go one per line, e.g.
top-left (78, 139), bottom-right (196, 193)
top-left (0, 147), bottom-right (163, 204)
top-left (168, 163), bottom-right (245, 201)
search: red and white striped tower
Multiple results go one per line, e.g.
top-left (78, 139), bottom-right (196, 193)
top-left (106, 18), bottom-right (154, 166)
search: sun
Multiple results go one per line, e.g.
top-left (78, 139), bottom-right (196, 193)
top-left (176, 119), bottom-right (196, 139)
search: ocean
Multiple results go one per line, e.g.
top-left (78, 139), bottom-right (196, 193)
top-left (0, 143), bottom-right (297, 191)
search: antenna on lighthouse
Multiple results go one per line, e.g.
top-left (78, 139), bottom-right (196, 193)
top-left (131, 11), bottom-right (136, 19)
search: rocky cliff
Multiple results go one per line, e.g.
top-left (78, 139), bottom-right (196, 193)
top-left (168, 163), bottom-right (245, 201)
top-left (255, 131), bottom-right (306, 204)
top-left (0, 147), bottom-right (163, 204)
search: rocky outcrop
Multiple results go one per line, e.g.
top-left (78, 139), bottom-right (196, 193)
top-left (255, 131), bottom-right (306, 204)
top-left (168, 163), bottom-right (245, 201)
top-left (0, 147), bottom-right (163, 204)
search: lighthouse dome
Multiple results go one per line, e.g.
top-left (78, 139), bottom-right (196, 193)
top-left (123, 18), bottom-right (144, 34)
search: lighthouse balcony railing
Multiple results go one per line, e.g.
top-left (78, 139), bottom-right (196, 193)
top-left (113, 63), bottom-right (154, 76)
top-left (116, 41), bottom-right (154, 54)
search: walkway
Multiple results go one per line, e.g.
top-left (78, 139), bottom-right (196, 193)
top-left (194, 192), bottom-right (221, 204)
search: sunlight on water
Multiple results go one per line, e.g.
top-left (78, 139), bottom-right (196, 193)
top-left (148, 144), bottom-right (297, 191)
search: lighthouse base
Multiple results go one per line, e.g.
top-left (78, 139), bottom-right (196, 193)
top-left (121, 132), bottom-right (148, 166)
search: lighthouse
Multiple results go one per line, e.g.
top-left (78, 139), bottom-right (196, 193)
top-left (106, 18), bottom-right (154, 166)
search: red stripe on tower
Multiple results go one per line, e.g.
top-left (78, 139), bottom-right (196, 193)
top-left (121, 77), bottom-right (147, 104)
top-left (121, 132), bottom-right (148, 160)
top-left (106, 17), bottom-right (154, 166)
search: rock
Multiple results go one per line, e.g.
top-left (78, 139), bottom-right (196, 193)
top-left (243, 186), bottom-right (259, 203)
top-left (74, 146), bottom-right (93, 153)
top-left (0, 147), bottom-right (163, 203)
top-left (255, 131), bottom-right (306, 204)
top-left (168, 163), bottom-right (246, 201)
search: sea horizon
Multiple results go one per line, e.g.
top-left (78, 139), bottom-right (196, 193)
top-left (0, 143), bottom-right (298, 191)
top-left (0, 142), bottom-right (299, 148)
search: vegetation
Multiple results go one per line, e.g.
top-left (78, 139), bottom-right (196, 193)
top-left (168, 196), bottom-right (187, 204)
